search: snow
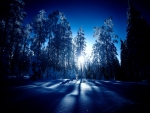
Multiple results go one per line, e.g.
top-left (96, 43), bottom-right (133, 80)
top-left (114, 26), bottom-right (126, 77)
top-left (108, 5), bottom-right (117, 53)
top-left (1, 78), bottom-right (149, 113)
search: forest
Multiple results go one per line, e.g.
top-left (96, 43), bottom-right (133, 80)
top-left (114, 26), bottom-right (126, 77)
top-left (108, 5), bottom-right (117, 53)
top-left (0, 0), bottom-right (150, 113)
top-left (1, 0), bottom-right (150, 82)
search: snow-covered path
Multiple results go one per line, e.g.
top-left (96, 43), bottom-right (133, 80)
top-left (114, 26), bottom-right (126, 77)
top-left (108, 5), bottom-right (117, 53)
top-left (0, 79), bottom-right (150, 113)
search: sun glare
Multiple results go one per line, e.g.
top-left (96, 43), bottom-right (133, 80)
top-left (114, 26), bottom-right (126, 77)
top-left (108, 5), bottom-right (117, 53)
top-left (78, 56), bottom-right (84, 64)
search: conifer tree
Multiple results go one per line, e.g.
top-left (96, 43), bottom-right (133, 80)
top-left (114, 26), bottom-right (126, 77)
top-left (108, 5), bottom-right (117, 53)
top-left (92, 17), bottom-right (119, 80)
top-left (126, 0), bottom-right (150, 81)
top-left (0, 0), bottom-right (26, 76)
top-left (74, 27), bottom-right (86, 78)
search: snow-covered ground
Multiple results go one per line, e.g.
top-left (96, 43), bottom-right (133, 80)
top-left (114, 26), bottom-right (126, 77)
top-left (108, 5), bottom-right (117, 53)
top-left (0, 78), bottom-right (150, 113)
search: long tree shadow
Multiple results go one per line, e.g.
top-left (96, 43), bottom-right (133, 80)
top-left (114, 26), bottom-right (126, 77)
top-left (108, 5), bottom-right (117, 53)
top-left (72, 79), bottom-right (108, 113)
top-left (84, 80), bottom-right (113, 112)
top-left (72, 78), bottom-right (82, 113)
top-left (50, 79), bottom-right (84, 113)
top-left (100, 81), bottom-right (150, 103)
top-left (47, 82), bottom-right (76, 112)
top-left (88, 80), bottom-right (150, 112)
top-left (1, 79), bottom-right (77, 113)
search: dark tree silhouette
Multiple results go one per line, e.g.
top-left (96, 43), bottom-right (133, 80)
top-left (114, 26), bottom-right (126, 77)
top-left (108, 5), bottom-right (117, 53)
top-left (0, 0), bottom-right (26, 76)
top-left (123, 0), bottom-right (150, 81)
top-left (120, 39), bottom-right (127, 80)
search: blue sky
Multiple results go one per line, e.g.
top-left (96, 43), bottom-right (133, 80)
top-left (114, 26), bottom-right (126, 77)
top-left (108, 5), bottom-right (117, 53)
top-left (24, 0), bottom-right (150, 61)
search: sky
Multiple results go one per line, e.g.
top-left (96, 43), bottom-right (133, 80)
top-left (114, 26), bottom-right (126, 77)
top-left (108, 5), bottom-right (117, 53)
top-left (23, 0), bottom-right (150, 61)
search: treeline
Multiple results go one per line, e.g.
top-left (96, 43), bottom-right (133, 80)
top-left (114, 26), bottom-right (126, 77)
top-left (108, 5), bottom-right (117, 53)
top-left (120, 1), bottom-right (150, 81)
top-left (0, 0), bottom-right (87, 79)
top-left (0, 0), bottom-right (150, 82)
top-left (0, 0), bottom-right (119, 80)
top-left (86, 17), bottom-right (120, 80)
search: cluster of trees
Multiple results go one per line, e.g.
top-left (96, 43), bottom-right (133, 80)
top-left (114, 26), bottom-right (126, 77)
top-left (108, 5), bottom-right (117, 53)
top-left (0, 0), bottom-right (87, 79)
top-left (120, 0), bottom-right (150, 81)
top-left (0, 0), bottom-right (27, 76)
top-left (1, 0), bottom-right (150, 81)
top-left (86, 17), bottom-right (120, 80)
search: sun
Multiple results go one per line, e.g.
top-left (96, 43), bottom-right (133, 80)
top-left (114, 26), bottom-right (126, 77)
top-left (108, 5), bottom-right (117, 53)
top-left (78, 56), bottom-right (84, 64)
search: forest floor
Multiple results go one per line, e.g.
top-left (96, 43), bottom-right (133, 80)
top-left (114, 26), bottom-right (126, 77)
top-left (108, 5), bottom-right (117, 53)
top-left (0, 76), bottom-right (150, 113)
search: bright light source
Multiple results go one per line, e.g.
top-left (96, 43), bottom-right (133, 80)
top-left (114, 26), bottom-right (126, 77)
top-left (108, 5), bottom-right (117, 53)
top-left (78, 56), bottom-right (84, 64)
